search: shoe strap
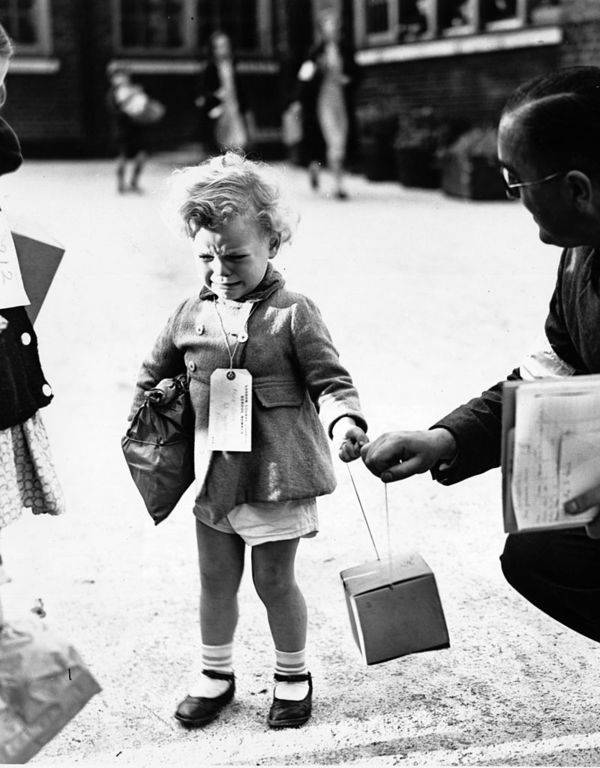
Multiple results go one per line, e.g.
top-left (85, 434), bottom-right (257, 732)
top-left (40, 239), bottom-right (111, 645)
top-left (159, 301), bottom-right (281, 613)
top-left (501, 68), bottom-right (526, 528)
top-left (274, 672), bottom-right (312, 684)
top-left (202, 669), bottom-right (234, 682)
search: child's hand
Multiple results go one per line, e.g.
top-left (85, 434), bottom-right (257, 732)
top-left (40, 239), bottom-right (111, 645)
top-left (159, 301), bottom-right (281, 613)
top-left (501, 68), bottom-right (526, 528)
top-left (333, 418), bottom-right (369, 462)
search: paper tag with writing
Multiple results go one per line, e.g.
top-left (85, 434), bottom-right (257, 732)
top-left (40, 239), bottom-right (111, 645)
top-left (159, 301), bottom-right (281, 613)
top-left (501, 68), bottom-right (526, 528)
top-left (208, 369), bottom-right (252, 452)
top-left (0, 212), bottom-right (29, 310)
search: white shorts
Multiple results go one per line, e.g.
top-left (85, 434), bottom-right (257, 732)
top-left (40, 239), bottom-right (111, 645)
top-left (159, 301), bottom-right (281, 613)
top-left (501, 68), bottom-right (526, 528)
top-left (195, 498), bottom-right (318, 547)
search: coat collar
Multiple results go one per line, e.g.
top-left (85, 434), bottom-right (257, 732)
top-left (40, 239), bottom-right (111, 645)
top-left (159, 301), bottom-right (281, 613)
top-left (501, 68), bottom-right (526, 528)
top-left (198, 262), bottom-right (285, 303)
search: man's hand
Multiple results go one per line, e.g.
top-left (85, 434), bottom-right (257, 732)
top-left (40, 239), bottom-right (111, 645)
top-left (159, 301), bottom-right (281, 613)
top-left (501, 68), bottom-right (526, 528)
top-left (332, 417), bottom-right (369, 463)
top-left (564, 488), bottom-right (600, 539)
top-left (361, 428), bottom-right (457, 482)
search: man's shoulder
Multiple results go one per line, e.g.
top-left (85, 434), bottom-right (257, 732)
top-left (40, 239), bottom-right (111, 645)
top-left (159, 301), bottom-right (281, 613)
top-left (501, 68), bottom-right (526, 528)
top-left (561, 246), bottom-right (596, 281)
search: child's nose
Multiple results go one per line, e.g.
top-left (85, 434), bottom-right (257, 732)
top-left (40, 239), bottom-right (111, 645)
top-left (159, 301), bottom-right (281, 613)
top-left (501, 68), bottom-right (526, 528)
top-left (213, 258), bottom-right (232, 276)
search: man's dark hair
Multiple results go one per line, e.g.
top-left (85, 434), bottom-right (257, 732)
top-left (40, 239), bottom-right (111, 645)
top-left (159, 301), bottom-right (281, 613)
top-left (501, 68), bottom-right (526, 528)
top-left (502, 66), bottom-right (600, 173)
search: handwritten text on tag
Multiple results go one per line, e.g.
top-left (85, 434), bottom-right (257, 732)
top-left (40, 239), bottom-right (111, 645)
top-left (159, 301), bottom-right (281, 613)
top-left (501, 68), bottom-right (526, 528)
top-left (0, 212), bottom-right (29, 310)
top-left (0, 211), bottom-right (29, 309)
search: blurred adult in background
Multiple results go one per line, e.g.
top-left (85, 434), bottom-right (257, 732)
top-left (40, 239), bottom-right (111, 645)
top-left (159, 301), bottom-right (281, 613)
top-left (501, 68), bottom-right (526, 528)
top-left (297, 8), bottom-right (357, 200)
top-left (106, 67), bottom-right (149, 194)
top-left (0, 25), bottom-right (64, 606)
top-left (196, 32), bottom-right (251, 155)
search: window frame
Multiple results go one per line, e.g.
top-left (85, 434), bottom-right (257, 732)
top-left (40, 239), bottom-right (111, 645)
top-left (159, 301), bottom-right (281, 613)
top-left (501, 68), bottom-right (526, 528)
top-left (4, 0), bottom-right (53, 56)
top-left (112, 0), bottom-right (197, 55)
top-left (197, 0), bottom-right (274, 57)
top-left (112, 0), bottom-right (274, 58)
top-left (355, 0), bottom-right (399, 47)
top-left (354, 0), bottom-right (562, 48)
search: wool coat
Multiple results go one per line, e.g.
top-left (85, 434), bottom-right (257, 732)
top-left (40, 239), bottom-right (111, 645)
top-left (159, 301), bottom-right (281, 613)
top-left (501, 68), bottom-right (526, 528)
top-left (0, 119), bottom-right (53, 430)
top-left (130, 265), bottom-right (367, 521)
top-left (431, 246), bottom-right (600, 484)
top-left (0, 306), bottom-right (53, 430)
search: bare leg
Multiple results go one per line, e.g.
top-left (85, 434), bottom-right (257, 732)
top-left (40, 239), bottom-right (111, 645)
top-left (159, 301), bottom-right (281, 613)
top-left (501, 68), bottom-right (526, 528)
top-left (308, 161), bottom-right (320, 191)
top-left (116, 154), bottom-right (127, 193)
top-left (130, 150), bottom-right (147, 192)
top-left (329, 156), bottom-right (347, 199)
top-left (196, 520), bottom-right (245, 645)
top-left (251, 538), bottom-right (306, 651)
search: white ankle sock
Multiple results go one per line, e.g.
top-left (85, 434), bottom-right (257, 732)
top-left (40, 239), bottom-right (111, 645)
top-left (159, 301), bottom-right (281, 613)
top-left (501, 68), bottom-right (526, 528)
top-left (188, 642), bottom-right (233, 698)
top-left (274, 648), bottom-right (309, 701)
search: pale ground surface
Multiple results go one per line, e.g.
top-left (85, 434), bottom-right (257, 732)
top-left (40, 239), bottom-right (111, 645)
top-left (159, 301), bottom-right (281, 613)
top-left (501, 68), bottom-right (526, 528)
top-left (0, 158), bottom-right (598, 768)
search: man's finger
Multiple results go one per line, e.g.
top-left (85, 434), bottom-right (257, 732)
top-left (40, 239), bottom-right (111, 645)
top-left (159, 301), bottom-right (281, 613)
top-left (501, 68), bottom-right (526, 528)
top-left (585, 514), bottom-right (600, 539)
top-left (361, 437), bottom-right (410, 473)
top-left (381, 456), bottom-right (425, 483)
top-left (564, 485), bottom-right (600, 515)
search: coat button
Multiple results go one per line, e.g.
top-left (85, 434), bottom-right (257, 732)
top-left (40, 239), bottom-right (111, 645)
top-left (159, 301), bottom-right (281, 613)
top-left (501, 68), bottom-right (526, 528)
top-left (21, 332), bottom-right (31, 346)
top-left (188, 361), bottom-right (196, 372)
top-left (197, 324), bottom-right (205, 335)
top-left (42, 383), bottom-right (52, 397)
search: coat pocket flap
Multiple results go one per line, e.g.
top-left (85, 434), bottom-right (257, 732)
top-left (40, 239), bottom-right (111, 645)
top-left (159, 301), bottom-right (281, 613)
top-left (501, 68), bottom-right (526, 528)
top-left (254, 381), bottom-right (305, 408)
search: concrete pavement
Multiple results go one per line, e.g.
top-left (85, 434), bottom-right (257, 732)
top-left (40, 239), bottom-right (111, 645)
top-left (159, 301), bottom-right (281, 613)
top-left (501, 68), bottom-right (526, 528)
top-left (0, 158), bottom-right (598, 767)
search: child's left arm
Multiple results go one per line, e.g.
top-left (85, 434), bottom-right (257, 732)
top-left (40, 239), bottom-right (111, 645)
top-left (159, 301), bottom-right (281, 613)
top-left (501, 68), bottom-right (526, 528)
top-left (291, 297), bottom-right (368, 462)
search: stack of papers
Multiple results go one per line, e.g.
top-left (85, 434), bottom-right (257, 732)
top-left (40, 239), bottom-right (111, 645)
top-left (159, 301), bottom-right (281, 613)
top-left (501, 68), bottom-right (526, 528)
top-left (502, 374), bottom-right (600, 532)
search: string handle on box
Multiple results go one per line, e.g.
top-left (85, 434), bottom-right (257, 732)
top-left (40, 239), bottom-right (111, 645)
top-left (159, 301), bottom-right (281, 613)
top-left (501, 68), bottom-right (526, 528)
top-left (384, 482), bottom-right (393, 583)
top-left (347, 465), bottom-right (381, 561)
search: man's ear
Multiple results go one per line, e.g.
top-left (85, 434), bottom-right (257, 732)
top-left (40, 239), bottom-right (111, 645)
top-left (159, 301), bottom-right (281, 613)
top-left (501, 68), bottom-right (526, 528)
top-left (565, 170), bottom-right (594, 211)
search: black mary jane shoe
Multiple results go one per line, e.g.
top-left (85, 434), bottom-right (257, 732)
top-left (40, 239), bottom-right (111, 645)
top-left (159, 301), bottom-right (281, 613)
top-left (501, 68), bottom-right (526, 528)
top-left (267, 672), bottom-right (312, 729)
top-left (174, 669), bottom-right (235, 728)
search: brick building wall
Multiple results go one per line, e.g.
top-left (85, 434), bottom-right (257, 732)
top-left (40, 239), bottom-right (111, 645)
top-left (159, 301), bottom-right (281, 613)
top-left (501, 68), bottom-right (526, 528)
top-left (4, 0), bottom-right (88, 154)
top-left (355, 46), bottom-right (560, 127)
top-left (352, 0), bottom-right (600, 133)
top-left (2, 0), bottom-right (303, 157)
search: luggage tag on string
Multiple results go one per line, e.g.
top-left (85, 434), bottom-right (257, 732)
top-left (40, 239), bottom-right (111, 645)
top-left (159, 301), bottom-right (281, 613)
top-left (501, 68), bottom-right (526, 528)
top-left (0, 210), bottom-right (29, 310)
top-left (208, 301), bottom-right (252, 452)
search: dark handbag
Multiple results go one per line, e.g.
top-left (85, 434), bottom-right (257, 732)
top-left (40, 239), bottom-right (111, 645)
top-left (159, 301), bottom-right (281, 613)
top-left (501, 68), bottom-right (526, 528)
top-left (121, 374), bottom-right (194, 525)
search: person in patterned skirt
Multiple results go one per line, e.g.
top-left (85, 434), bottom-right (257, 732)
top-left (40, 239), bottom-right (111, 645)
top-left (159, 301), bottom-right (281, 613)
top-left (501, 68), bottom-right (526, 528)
top-left (0, 26), bottom-right (64, 597)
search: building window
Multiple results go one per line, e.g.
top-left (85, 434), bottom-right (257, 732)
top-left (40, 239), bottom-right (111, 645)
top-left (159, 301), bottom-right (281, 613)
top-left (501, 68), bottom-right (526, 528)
top-left (115, 0), bottom-right (196, 52)
top-left (196, 0), bottom-right (273, 55)
top-left (529, 0), bottom-right (561, 23)
top-left (0, 0), bottom-right (52, 54)
top-left (440, 0), bottom-right (476, 35)
top-left (366, 0), bottom-right (391, 34)
top-left (114, 0), bottom-right (273, 56)
top-left (398, 0), bottom-right (429, 42)
top-left (355, 0), bottom-right (560, 46)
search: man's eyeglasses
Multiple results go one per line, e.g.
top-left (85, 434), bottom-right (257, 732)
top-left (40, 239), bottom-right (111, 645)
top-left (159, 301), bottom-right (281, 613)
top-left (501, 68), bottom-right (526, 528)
top-left (500, 166), bottom-right (564, 200)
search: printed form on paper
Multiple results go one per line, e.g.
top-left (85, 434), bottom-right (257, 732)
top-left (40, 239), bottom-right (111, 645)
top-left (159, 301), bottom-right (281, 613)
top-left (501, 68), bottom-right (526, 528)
top-left (511, 376), bottom-right (600, 530)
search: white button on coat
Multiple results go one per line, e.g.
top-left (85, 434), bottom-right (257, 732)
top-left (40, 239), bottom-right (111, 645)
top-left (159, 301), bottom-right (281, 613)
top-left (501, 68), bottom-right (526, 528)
top-left (42, 384), bottom-right (52, 397)
top-left (21, 332), bottom-right (31, 346)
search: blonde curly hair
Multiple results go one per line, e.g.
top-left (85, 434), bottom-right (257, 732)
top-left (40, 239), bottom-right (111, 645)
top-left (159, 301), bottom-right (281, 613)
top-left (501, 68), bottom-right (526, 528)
top-left (169, 152), bottom-right (297, 247)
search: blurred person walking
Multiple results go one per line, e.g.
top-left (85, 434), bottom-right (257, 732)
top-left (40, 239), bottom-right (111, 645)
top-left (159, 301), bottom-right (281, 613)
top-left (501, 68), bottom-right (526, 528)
top-left (297, 8), bottom-right (356, 199)
top-left (0, 25), bottom-right (65, 607)
top-left (196, 32), bottom-right (250, 155)
top-left (107, 67), bottom-right (149, 194)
